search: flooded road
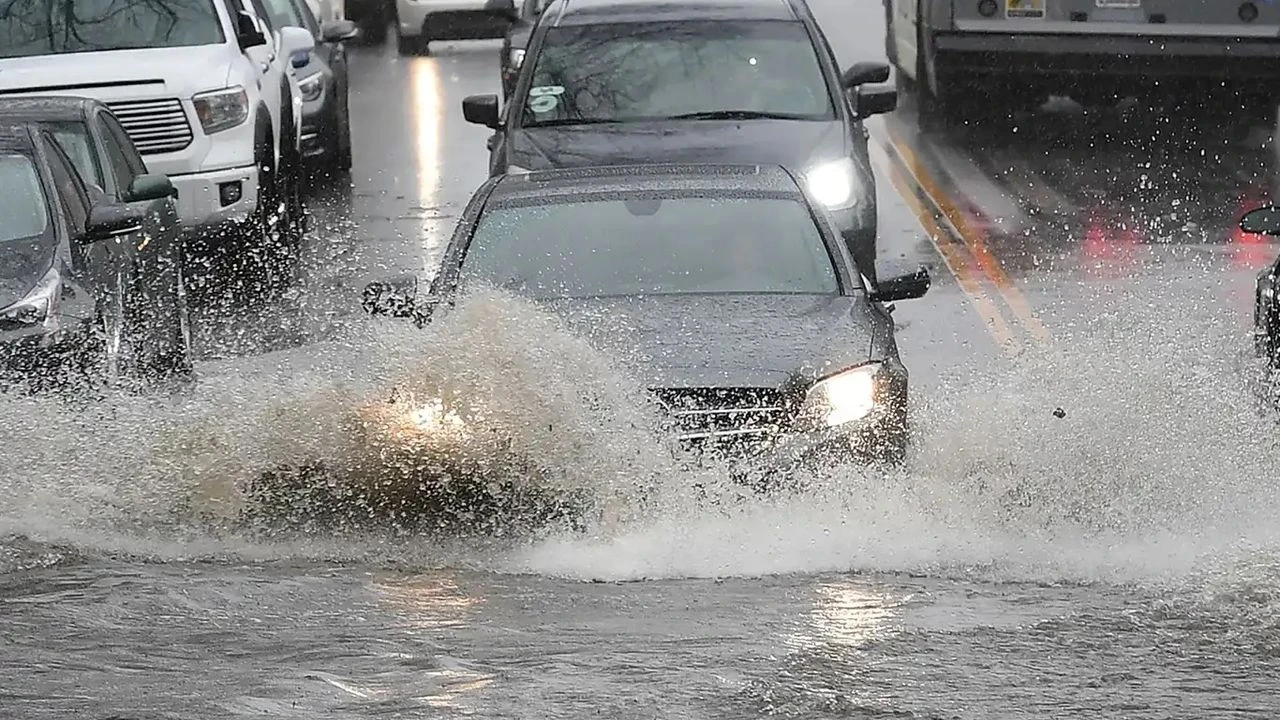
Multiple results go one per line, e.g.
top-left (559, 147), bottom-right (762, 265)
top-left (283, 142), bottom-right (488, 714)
top-left (5, 1), bottom-right (1280, 717)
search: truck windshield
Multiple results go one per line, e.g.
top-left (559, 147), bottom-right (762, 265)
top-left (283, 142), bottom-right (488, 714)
top-left (0, 0), bottom-right (226, 58)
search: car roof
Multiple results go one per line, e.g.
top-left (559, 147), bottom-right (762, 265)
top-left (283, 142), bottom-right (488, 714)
top-left (0, 96), bottom-right (97, 124)
top-left (546, 0), bottom-right (802, 25)
top-left (487, 163), bottom-right (805, 202)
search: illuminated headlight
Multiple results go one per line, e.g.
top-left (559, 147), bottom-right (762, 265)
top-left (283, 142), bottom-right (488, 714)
top-left (193, 86), bottom-right (250, 134)
top-left (798, 363), bottom-right (881, 428)
top-left (297, 72), bottom-right (325, 103)
top-left (508, 47), bottom-right (526, 69)
top-left (0, 266), bottom-right (61, 329)
top-left (803, 157), bottom-right (860, 210)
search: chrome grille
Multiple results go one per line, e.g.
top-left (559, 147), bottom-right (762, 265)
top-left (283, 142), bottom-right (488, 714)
top-left (651, 387), bottom-right (795, 453)
top-left (106, 98), bottom-right (194, 155)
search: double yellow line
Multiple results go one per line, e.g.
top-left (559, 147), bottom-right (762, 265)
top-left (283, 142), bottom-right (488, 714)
top-left (871, 124), bottom-right (1052, 356)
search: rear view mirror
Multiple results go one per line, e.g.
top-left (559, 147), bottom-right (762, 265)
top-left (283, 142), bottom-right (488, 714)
top-left (841, 61), bottom-right (891, 89)
top-left (1241, 206), bottom-right (1280, 235)
top-left (869, 266), bottom-right (931, 303)
top-left (81, 203), bottom-right (147, 244)
top-left (321, 19), bottom-right (360, 42)
top-left (362, 277), bottom-right (437, 326)
top-left (125, 173), bottom-right (176, 203)
top-left (280, 25), bottom-right (316, 57)
top-left (462, 94), bottom-right (501, 129)
top-left (855, 86), bottom-right (897, 118)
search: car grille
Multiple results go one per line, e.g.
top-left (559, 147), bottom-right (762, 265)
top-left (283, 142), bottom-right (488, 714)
top-left (650, 387), bottom-right (796, 456)
top-left (106, 98), bottom-right (194, 155)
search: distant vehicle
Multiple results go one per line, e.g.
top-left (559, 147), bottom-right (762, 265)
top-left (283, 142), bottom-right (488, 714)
top-left (0, 0), bottom-right (314, 265)
top-left (462, 0), bottom-right (897, 283)
top-left (1241, 206), bottom-right (1280, 367)
top-left (885, 0), bottom-right (1280, 120)
top-left (264, 0), bottom-right (360, 174)
top-left (498, 0), bottom-right (552, 98)
top-left (396, 0), bottom-right (518, 55)
top-left (0, 121), bottom-right (193, 392)
top-left (361, 163), bottom-right (931, 477)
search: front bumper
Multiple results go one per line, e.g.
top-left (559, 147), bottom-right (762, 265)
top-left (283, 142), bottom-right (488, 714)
top-left (169, 164), bottom-right (261, 230)
top-left (397, 0), bottom-right (512, 39)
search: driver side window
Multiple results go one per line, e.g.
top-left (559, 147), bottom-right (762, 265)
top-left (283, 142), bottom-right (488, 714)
top-left (96, 114), bottom-right (141, 198)
top-left (43, 133), bottom-right (92, 232)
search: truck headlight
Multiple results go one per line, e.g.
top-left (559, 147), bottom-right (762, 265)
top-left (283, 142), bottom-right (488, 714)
top-left (0, 266), bottom-right (61, 326)
top-left (193, 86), bottom-right (250, 135)
top-left (297, 72), bottom-right (325, 103)
top-left (803, 157), bottom-right (860, 210)
top-left (798, 363), bottom-right (881, 428)
top-left (508, 47), bottom-right (526, 69)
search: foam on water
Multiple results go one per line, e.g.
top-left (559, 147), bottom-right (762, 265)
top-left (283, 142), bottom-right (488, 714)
top-left (2, 284), bottom-right (1280, 598)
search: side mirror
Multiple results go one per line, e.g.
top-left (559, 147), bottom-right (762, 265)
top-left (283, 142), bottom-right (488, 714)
top-left (81, 203), bottom-right (147, 244)
top-left (236, 11), bottom-right (268, 49)
top-left (869, 266), bottom-right (930, 303)
top-left (280, 25), bottom-right (316, 57)
top-left (321, 19), bottom-right (360, 42)
top-left (483, 0), bottom-right (519, 21)
top-left (855, 86), bottom-right (897, 118)
top-left (840, 61), bottom-right (891, 89)
top-left (362, 277), bottom-right (437, 326)
top-left (463, 94), bottom-right (501, 129)
top-left (124, 173), bottom-right (176, 203)
top-left (1241, 206), bottom-right (1280, 236)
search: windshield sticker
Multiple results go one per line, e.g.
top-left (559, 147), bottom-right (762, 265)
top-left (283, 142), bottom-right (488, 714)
top-left (528, 94), bottom-right (560, 113)
top-left (529, 85), bottom-right (565, 97)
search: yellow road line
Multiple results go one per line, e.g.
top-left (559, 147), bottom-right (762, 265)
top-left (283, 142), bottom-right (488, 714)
top-left (879, 124), bottom-right (1054, 344)
top-left (870, 142), bottom-right (1022, 356)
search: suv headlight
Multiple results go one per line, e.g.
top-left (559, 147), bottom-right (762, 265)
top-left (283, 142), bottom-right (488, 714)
top-left (298, 72), bottom-right (325, 103)
top-left (798, 363), bottom-right (881, 428)
top-left (508, 48), bottom-right (526, 70)
top-left (193, 86), bottom-right (250, 135)
top-left (803, 157), bottom-right (860, 210)
top-left (1, 266), bottom-right (61, 326)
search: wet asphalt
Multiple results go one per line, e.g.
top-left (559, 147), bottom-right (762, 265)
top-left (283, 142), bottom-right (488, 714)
top-left (5, 1), bottom-right (1280, 718)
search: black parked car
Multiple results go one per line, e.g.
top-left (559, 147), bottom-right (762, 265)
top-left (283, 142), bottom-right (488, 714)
top-left (498, 0), bottom-right (552, 98)
top-left (0, 109), bottom-right (192, 392)
top-left (263, 0), bottom-right (359, 174)
top-left (463, 0), bottom-right (897, 282)
top-left (362, 163), bottom-right (931, 474)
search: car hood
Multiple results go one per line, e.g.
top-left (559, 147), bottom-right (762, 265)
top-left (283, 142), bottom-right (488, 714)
top-left (531, 293), bottom-right (875, 388)
top-left (506, 119), bottom-right (846, 173)
top-left (0, 45), bottom-right (234, 100)
top-left (0, 238), bottom-right (54, 310)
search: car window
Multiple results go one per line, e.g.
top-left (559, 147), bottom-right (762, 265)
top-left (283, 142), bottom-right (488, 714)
top-left (521, 20), bottom-right (834, 126)
top-left (100, 113), bottom-right (148, 177)
top-left (94, 115), bottom-right (140, 196)
top-left (43, 136), bottom-right (91, 232)
top-left (247, 0), bottom-right (278, 32)
top-left (0, 154), bottom-right (50, 244)
top-left (0, 0), bottom-right (225, 58)
top-left (458, 195), bottom-right (841, 298)
top-left (46, 122), bottom-right (105, 191)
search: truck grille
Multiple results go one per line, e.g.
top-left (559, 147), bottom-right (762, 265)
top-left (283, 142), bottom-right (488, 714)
top-left (106, 98), bottom-right (194, 155)
top-left (651, 387), bottom-right (795, 455)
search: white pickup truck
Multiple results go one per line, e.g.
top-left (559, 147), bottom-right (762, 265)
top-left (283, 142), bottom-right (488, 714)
top-left (886, 0), bottom-right (1280, 119)
top-left (0, 0), bottom-right (315, 255)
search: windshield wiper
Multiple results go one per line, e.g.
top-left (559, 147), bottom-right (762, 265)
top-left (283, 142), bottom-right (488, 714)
top-left (663, 110), bottom-right (815, 121)
top-left (526, 118), bottom-right (623, 127)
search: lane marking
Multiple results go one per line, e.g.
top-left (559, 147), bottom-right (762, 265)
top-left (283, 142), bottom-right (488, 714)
top-left (871, 142), bottom-right (1022, 356)
top-left (878, 124), bottom-right (1054, 344)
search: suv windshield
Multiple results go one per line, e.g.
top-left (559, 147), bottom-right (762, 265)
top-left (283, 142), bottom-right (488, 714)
top-left (521, 20), bottom-right (834, 127)
top-left (0, 154), bottom-right (50, 244)
top-left (459, 195), bottom-right (841, 298)
top-left (0, 0), bottom-right (225, 58)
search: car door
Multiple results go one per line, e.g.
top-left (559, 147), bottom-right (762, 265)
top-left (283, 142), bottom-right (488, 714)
top-left (95, 109), bottom-right (179, 266)
top-left (40, 131), bottom-right (117, 302)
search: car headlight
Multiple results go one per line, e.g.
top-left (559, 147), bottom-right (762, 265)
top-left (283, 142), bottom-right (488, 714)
top-left (192, 86), bottom-right (249, 135)
top-left (798, 363), bottom-right (881, 428)
top-left (508, 47), bottom-right (526, 70)
top-left (803, 157), bottom-right (860, 210)
top-left (297, 72), bottom-right (325, 103)
top-left (0, 266), bottom-right (61, 326)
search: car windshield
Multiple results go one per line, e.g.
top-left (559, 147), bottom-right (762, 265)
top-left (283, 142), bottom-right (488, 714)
top-left (0, 154), bottom-right (50, 244)
top-left (47, 122), bottom-right (103, 189)
top-left (458, 194), bottom-right (841, 298)
top-left (0, 0), bottom-right (225, 58)
top-left (520, 20), bottom-right (834, 127)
